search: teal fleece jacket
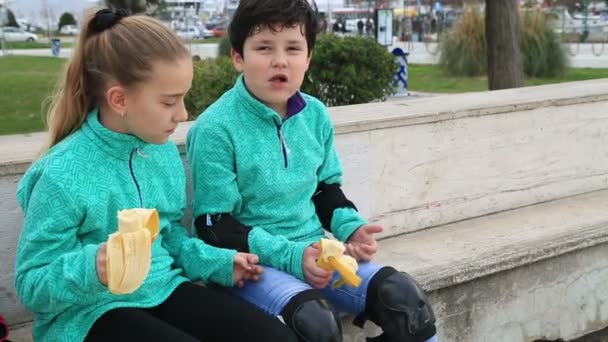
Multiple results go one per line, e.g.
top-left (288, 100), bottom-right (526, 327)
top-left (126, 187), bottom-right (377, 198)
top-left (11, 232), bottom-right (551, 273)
top-left (187, 75), bottom-right (366, 281)
top-left (15, 110), bottom-right (236, 341)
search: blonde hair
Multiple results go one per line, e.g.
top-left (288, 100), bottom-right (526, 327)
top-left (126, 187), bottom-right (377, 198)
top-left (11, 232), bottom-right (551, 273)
top-left (44, 9), bottom-right (190, 150)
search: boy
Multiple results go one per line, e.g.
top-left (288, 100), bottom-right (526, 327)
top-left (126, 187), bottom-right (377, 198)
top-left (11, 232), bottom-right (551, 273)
top-left (186, 0), bottom-right (438, 341)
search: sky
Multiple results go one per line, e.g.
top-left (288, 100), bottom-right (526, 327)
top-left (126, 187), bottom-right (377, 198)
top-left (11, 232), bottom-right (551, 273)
top-left (4, 0), bottom-right (95, 23)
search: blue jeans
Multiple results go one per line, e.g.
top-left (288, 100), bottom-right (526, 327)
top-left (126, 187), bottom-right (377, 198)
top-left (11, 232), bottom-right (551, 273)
top-left (229, 262), bottom-right (383, 316)
top-left (229, 263), bottom-right (439, 342)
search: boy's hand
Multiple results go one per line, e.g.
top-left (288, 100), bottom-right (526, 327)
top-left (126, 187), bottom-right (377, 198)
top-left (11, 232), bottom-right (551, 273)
top-left (303, 243), bottom-right (332, 288)
top-left (96, 243), bottom-right (108, 286)
top-left (233, 252), bottom-right (264, 288)
top-left (345, 224), bottom-right (383, 262)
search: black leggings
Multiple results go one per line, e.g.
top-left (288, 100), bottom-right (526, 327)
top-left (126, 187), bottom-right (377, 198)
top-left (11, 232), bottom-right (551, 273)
top-left (85, 282), bottom-right (297, 342)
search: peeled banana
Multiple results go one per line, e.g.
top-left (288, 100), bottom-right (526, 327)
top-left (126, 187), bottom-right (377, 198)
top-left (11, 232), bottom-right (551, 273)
top-left (316, 238), bottom-right (362, 288)
top-left (106, 208), bottom-right (159, 294)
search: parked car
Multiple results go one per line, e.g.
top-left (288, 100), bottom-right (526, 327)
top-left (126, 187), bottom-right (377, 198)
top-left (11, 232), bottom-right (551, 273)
top-left (212, 26), bottom-right (226, 38)
top-left (0, 26), bottom-right (38, 42)
top-left (59, 25), bottom-right (79, 35)
top-left (175, 27), bottom-right (200, 40)
top-left (197, 25), bottom-right (214, 38)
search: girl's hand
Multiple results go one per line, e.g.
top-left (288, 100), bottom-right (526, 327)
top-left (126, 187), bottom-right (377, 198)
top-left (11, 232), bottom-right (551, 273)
top-left (96, 243), bottom-right (108, 286)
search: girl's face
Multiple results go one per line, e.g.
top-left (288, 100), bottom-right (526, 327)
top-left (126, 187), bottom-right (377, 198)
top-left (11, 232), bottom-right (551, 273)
top-left (118, 57), bottom-right (193, 144)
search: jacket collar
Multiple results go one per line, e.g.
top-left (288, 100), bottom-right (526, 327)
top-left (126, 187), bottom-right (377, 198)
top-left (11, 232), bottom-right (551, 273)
top-left (81, 108), bottom-right (148, 161)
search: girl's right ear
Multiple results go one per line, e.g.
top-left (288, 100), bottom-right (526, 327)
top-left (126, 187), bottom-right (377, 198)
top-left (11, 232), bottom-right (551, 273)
top-left (105, 85), bottom-right (128, 116)
top-left (231, 48), bottom-right (244, 72)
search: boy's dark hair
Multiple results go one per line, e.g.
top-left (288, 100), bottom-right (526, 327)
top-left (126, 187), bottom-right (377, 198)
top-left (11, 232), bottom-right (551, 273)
top-left (229, 0), bottom-right (319, 57)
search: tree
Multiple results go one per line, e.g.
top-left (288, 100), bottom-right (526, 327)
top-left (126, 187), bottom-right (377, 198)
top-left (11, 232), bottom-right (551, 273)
top-left (104, 0), bottom-right (164, 15)
top-left (485, 0), bottom-right (525, 90)
top-left (58, 12), bottom-right (77, 30)
top-left (6, 8), bottom-right (18, 27)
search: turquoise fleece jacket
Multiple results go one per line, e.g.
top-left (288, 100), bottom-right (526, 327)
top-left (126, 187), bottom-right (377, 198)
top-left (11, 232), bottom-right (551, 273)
top-left (187, 75), bottom-right (367, 281)
top-left (15, 110), bottom-right (236, 341)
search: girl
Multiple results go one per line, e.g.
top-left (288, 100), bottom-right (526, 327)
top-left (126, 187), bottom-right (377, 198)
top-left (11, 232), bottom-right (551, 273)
top-left (14, 8), bottom-right (296, 342)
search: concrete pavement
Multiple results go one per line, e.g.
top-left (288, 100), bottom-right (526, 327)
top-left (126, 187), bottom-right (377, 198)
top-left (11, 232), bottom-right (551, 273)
top-left (4, 41), bottom-right (608, 68)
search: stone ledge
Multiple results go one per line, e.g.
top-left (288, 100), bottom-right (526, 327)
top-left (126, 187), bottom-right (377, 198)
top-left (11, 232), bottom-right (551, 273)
top-left (373, 189), bottom-right (608, 292)
top-left (2, 79), bottom-right (608, 175)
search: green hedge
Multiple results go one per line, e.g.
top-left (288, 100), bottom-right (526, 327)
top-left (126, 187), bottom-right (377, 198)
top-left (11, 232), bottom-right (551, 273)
top-left (302, 34), bottom-right (397, 107)
top-left (185, 57), bottom-right (239, 118)
top-left (218, 36), bottom-right (231, 57)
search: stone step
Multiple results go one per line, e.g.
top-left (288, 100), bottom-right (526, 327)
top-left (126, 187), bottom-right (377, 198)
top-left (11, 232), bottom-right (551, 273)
top-left (341, 189), bottom-right (608, 341)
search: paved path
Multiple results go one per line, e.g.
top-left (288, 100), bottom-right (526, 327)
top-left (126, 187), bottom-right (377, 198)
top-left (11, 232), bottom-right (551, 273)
top-left (3, 41), bottom-right (608, 68)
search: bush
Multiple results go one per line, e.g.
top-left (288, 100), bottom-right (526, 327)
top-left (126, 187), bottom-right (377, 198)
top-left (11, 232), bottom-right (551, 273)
top-left (185, 57), bottom-right (238, 119)
top-left (439, 8), bottom-right (487, 76)
top-left (439, 8), bottom-right (568, 78)
top-left (520, 10), bottom-right (568, 77)
top-left (302, 34), bottom-right (397, 107)
top-left (218, 36), bottom-right (231, 57)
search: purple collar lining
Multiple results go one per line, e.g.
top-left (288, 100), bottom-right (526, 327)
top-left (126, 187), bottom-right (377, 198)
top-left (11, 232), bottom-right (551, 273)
top-left (286, 91), bottom-right (307, 118)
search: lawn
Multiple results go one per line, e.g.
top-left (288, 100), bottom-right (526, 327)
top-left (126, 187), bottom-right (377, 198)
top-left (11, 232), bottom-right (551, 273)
top-left (408, 64), bottom-right (608, 93)
top-left (1, 55), bottom-right (607, 135)
top-left (0, 56), bottom-right (64, 135)
top-left (190, 37), bottom-right (222, 44)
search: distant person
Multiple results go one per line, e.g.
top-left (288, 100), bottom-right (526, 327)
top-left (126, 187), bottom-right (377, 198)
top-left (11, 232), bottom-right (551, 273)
top-left (366, 17), bottom-right (374, 36)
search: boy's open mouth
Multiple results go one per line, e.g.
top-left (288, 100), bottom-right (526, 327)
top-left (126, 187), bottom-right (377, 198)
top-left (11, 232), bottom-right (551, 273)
top-left (269, 74), bottom-right (288, 83)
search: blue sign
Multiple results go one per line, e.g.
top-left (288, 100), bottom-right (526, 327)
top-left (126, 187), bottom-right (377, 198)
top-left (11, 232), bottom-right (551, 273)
top-left (392, 48), bottom-right (409, 95)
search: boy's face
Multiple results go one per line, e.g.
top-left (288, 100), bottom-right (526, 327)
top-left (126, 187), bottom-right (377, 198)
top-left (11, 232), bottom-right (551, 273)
top-left (232, 24), bottom-right (311, 115)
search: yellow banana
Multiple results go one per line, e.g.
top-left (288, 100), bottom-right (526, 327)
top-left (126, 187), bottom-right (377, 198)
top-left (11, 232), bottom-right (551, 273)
top-left (106, 208), bottom-right (159, 294)
top-left (117, 208), bottom-right (159, 239)
top-left (316, 238), bottom-right (362, 288)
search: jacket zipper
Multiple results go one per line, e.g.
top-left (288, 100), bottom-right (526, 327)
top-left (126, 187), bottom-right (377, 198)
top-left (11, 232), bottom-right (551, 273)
top-left (275, 123), bottom-right (288, 168)
top-left (129, 149), bottom-right (143, 207)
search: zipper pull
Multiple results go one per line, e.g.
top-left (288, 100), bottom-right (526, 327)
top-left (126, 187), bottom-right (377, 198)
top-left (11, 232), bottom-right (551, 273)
top-left (276, 125), bottom-right (289, 168)
top-left (136, 148), bottom-right (149, 158)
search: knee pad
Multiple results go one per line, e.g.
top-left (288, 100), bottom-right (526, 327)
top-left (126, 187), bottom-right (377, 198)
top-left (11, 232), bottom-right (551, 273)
top-left (280, 290), bottom-right (343, 342)
top-left (357, 267), bottom-right (436, 342)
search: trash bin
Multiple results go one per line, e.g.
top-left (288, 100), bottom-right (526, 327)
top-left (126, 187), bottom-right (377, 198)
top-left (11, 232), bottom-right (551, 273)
top-left (392, 47), bottom-right (409, 96)
top-left (51, 38), bottom-right (61, 57)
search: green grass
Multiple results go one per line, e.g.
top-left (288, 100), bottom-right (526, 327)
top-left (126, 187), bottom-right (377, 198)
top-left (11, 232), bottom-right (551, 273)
top-left (4, 41), bottom-right (74, 49)
top-left (1, 56), bottom-right (608, 135)
top-left (189, 37), bottom-right (222, 44)
top-left (0, 56), bottom-right (64, 135)
top-left (408, 64), bottom-right (608, 93)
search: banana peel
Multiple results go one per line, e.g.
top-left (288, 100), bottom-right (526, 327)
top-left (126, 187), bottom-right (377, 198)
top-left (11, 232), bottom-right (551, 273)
top-left (316, 238), bottom-right (361, 288)
top-left (116, 208), bottom-right (159, 239)
top-left (106, 208), bottom-right (159, 294)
